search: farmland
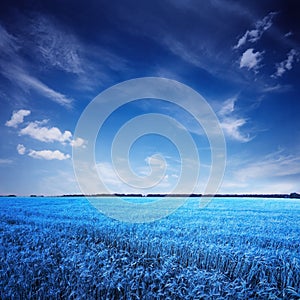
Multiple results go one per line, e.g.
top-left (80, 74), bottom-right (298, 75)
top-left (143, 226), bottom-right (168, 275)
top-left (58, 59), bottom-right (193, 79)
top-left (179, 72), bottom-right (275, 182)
top-left (0, 197), bottom-right (300, 299)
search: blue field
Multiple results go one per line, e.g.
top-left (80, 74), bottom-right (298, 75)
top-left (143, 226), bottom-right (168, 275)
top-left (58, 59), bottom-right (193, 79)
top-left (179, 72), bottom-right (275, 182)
top-left (0, 197), bottom-right (299, 299)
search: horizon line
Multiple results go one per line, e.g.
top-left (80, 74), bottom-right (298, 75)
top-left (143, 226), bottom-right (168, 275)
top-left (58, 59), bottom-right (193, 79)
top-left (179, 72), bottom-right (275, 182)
top-left (1, 192), bottom-right (300, 199)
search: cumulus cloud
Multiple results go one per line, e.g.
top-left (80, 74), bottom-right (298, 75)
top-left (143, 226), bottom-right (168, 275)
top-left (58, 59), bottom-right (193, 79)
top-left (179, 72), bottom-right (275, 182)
top-left (274, 49), bottom-right (299, 77)
top-left (19, 121), bottom-right (72, 143)
top-left (70, 137), bottom-right (86, 148)
top-left (239, 48), bottom-right (263, 70)
top-left (234, 12), bottom-right (277, 49)
top-left (5, 109), bottom-right (31, 128)
top-left (17, 144), bottom-right (26, 155)
top-left (28, 149), bottom-right (70, 160)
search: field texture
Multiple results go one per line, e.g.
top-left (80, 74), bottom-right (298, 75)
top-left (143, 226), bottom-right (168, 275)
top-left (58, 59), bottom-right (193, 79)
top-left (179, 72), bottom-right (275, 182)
top-left (0, 197), bottom-right (300, 299)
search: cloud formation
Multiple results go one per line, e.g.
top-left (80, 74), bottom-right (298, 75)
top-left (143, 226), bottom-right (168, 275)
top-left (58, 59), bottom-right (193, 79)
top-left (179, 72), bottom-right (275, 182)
top-left (274, 49), bottom-right (299, 77)
top-left (5, 109), bottom-right (31, 128)
top-left (0, 24), bottom-right (19, 57)
top-left (96, 158), bottom-right (173, 194)
top-left (0, 24), bottom-right (72, 107)
top-left (70, 137), bottom-right (86, 148)
top-left (234, 12), bottom-right (277, 49)
top-left (17, 144), bottom-right (26, 155)
top-left (28, 149), bottom-right (70, 160)
top-left (236, 153), bottom-right (300, 181)
top-left (6, 110), bottom-right (86, 159)
top-left (219, 97), bottom-right (252, 143)
top-left (19, 121), bottom-right (72, 143)
top-left (30, 16), bottom-right (83, 74)
top-left (239, 48), bottom-right (263, 70)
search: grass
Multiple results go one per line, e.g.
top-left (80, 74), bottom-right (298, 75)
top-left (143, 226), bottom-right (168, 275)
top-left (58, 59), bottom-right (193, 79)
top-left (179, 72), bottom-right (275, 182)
top-left (0, 197), bottom-right (300, 299)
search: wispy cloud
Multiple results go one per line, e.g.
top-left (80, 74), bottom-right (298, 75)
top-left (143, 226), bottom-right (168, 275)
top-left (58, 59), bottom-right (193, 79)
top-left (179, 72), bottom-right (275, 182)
top-left (219, 97), bottom-right (236, 116)
top-left (234, 151), bottom-right (300, 181)
top-left (239, 48), bottom-right (263, 70)
top-left (234, 12), bottom-right (277, 49)
top-left (220, 118), bottom-right (251, 142)
top-left (0, 159), bottom-right (13, 165)
top-left (273, 49), bottom-right (299, 77)
top-left (5, 109), bottom-right (31, 128)
top-left (0, 23), bottom-right (73, 107)
top-left (0, 24), bottom-right (20, 57)
top-left (1, 64), bottom-right (73, 107)
top-left (221, 149), bottom-right (300, 193)
top-left (30, 15), bottom-right (83, 74)
top-left (28, 15), bottom-right (128, 91)
top-left (284, 31), bottom-right (293, 38)
top-left (261, 84), bottom-right (291, 93)
top-left (96, 155), bottom-right (177, 194)
top-left (218, 97), bottom-right (252, 142)
top-left (96, 161), bottom-right (139, 193)
top-left (28, 149), bottom-right (70, 160)
top-left (162, 37), bottom-right (203, 68)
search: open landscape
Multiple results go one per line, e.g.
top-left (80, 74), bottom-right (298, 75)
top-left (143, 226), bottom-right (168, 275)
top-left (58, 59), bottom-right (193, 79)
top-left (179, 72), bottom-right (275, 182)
top-left (1, 1), bottom-right (300, 299)
top-left (1, 196), bottom-right (299, 299)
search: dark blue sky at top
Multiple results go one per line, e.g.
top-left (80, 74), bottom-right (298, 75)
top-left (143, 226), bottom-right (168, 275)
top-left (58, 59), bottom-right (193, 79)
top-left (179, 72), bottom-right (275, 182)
top-left (0, 0), bottom-right (299, 195)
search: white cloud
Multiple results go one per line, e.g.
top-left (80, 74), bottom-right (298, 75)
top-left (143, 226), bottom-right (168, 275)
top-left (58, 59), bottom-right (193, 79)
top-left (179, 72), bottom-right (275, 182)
top-left (221, 150), bottom-right (300, 194)
top-left (144, 155), bottom-right (166, 170)
top-left (96, 157), bottom-right (174, 194)
top-left (261, 84), bottom-right (291, 93)
top-left (218, 97), bottom-right (252, 142)
top-left (235, 152), bottom-right (300, 181)
top-left (240, 48), bottom-right (263, 70)
top-left (28, 149), bottom-right (70, 160)
top-left (20, 121), bottom-right (72, 143)
top-left (0, 62), bottom-right (73, 108)
top-left (220, 118), bottom-right (251, 143)
top-left (17, 144), bottom-right (26, 155)
top-left (234, 12), bottom-right (277, 49)
top-left (17, 69), bottom-right (72, 107)
top-left (96, 161), bottom-right (124, 187)
top-left (70, 137), bottom-right (86, 148)
top-left (274, 49), bottom-right (299, 77)
top-left (5, 109), bottom-right (31, 128)
top-left (219, 97), bottom-right (236, 116)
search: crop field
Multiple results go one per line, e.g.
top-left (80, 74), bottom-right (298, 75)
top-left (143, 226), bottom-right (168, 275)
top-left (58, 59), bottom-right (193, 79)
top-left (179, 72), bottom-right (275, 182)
top-left (0, 197), bottom-right (300, 299)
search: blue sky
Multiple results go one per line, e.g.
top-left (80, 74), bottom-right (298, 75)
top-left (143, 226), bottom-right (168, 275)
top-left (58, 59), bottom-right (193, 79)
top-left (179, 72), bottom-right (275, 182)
top-left (0, 0), bottom-right (299, 196)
